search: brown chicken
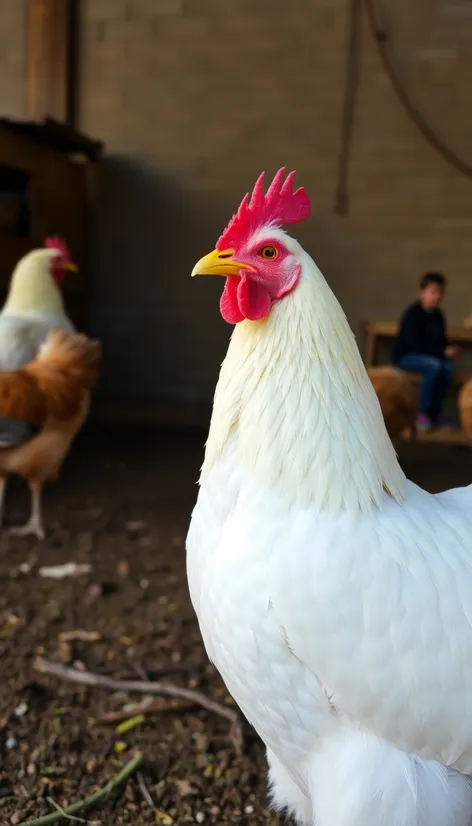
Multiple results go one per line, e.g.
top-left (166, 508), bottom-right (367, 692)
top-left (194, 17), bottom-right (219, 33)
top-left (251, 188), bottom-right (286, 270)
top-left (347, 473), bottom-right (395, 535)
top-left (367, 366), bottom-right (417, 440)
top-left (458, 378), bottom-right (472, 441)
top-left (0, 328), bottom-right (101, 539)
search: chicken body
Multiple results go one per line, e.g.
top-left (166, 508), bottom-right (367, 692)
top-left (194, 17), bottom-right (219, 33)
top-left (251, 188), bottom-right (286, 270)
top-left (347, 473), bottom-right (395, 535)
top-left (187, 173), bottom-right (472, 826)
top-left (0, 329), bottom-right (100, 538)
top-left (367, 365), bottom-right (417, 439)
top-left (458, 378), bottom-right (472, 441)
top-left (189, 465), bottom-right (472, 826)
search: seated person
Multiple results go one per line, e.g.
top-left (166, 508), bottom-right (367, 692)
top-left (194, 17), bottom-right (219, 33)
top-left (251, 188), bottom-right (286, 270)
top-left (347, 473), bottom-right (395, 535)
top-left (393, 272), bottom-right (460, 430)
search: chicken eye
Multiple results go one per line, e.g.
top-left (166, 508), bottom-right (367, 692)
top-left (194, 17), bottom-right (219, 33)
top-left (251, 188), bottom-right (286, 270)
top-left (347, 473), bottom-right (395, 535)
top-left (259, 246), bottom-right (278, 260)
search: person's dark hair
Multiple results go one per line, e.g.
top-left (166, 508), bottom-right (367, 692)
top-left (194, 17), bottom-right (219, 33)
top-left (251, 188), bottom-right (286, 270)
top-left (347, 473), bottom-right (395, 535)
top-left (419, 272), bottom-right (446, 290)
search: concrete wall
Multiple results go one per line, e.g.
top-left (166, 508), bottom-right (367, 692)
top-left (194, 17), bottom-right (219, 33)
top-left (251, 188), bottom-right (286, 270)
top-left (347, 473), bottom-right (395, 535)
top-left (2, 0), bottom-right (472, 407)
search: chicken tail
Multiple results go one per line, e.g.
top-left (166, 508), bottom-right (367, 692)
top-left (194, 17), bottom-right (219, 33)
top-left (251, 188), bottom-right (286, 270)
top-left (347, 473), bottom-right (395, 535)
top-left (24, 329), bottom-right (102, 420)
top-left (458, 378), bottom-right (472, 440)
top-left (35, 328), bottom-right (101, 388)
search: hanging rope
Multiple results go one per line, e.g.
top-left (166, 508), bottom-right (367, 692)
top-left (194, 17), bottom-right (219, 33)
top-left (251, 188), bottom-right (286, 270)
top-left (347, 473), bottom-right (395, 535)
top-left (334, 0), bottom-right (472, 214)
top-left (334, 0), bottom-right (363, 214)
top-left (364, 0), bottom-right (472, 179)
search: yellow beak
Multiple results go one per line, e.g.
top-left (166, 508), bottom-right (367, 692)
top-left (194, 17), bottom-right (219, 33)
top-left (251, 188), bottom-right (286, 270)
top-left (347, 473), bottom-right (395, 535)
top-left (191, 248), bottom-right (254, 278)
top-left (63, 261), bottom-right (78, 273)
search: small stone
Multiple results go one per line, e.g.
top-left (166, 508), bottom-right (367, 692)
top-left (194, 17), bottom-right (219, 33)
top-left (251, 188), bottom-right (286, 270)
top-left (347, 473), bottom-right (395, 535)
top-left (195, 813), bottom-right (205, 824)
top-left (14, 702), bottom-right (28, 717)
top-left (5, 737), bottom-right (16, 749)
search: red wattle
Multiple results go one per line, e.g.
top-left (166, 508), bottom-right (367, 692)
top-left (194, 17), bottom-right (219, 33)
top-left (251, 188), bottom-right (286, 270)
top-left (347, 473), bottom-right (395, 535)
top-left (220, 276), bottom-right (245, 324)
top-left (53, 272), bottom-right (65, 284)
top-left (220, 274), bottom-right (271, 324)
top-left (237, 272), bottom-right (271, 320)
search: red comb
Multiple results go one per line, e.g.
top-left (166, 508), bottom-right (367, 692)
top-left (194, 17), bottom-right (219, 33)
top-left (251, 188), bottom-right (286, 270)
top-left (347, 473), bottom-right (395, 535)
top-left (44, 236), bottom-right (71, 260)
top-left (216, 168), bottom-right (311, 250)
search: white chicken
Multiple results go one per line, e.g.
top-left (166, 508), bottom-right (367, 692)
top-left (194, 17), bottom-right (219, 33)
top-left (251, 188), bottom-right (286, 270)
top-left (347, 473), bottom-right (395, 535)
top-left (0, 237), bottom-right (76, 371)
top-left (187, 169), bottom-right (472, 826)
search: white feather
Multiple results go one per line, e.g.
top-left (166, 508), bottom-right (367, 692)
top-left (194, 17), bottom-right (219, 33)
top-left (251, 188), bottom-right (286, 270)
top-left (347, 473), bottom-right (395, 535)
top-left (0, 311), bottom-right (75, 371)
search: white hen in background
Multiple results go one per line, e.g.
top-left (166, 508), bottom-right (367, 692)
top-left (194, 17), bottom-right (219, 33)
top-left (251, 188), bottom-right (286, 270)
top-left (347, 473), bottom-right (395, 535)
top-left (0, 237), bottom-right (76, 371)
top-left (187, 168), bottom-right (472, 826)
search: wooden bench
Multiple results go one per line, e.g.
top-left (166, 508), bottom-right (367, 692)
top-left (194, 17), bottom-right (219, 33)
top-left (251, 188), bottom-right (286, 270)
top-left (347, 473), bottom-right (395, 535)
top-left (359, 320), bottom-right (472, 444)
top-left (360, 320), bottom-right (472, 387)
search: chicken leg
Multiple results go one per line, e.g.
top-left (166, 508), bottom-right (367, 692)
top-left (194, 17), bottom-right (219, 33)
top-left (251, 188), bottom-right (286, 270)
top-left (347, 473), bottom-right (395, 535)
top-left (10, 481), bottom-right (45, 540)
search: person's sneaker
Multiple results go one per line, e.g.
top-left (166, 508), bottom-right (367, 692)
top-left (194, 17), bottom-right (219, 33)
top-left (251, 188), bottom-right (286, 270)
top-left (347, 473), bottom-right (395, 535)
top-left (416, 414), bottom-right (433, 431)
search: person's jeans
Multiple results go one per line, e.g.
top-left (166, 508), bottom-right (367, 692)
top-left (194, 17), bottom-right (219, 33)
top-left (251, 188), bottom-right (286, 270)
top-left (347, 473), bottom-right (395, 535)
top-left (396, 354), bottom-right (453, 420)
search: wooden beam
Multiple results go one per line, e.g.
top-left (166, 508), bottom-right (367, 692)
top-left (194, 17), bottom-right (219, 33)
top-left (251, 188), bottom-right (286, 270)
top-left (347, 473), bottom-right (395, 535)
top-left (28, 0), bottom-right (73, 122)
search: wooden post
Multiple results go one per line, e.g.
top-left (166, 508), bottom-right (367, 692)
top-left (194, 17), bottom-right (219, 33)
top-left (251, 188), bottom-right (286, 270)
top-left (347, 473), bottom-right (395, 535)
top-left (28, 0), bottom-right (75, 123)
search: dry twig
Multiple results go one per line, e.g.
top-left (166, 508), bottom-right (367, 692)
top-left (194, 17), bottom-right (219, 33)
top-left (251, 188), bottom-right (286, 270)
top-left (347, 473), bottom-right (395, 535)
top-left (100, 663), bottom-right (196, 680)
top-left (45, 798), bottom-right (89, 823)
top-left (136, 771), bottom-right (155, 809)
top-left (131, 664), bottom-right (196, 678)
top-left (99, 698), bottom-right (194, 723)
top-left (35, 657), bottom-right (244, 755)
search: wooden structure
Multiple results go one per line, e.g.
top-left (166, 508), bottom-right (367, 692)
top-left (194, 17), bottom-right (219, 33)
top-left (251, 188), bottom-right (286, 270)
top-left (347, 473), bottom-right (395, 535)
top-left (361, 321), bottom-right (472, 386)
top-left (0, 118), bottom-right (102, 328)
top-left (28, 0), bottom-right (77, 123)
top-left (0, 0), bottom-right (102, 329)
top-left (360, 321), bottom-right (472, 444)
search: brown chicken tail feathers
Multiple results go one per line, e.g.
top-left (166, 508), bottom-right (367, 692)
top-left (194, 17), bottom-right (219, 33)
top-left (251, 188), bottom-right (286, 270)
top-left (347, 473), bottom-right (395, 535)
top-left (34, 329), bottom-right (101, 390)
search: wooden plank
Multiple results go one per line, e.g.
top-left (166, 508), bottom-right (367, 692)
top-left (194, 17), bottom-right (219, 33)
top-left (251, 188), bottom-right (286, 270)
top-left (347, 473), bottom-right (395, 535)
top-left (365, 320), bottom-right (472, 343)
top-left (28, 0), bottom-right (72, 122)
top-left (0, 117), bottom-right (103, 161)
top-left (439, 326), bottom-right (472, 343)
top-left (415, 428), bottom-right (470, 446)
top-left (398, 426), bottom-right (470, 445)
top-left (365, 321), bottom-right (398, 337)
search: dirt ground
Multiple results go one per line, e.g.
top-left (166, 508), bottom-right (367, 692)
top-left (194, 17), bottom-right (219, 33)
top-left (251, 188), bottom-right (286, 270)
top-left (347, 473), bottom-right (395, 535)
top-left (0, 426), bottom-right (470, 826)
